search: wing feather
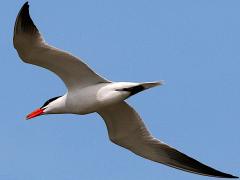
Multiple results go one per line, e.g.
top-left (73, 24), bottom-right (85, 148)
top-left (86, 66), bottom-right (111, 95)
top-left (98, 102), bottom-right (237, 178)
top-left (13, 2), bottom-right (109, 90)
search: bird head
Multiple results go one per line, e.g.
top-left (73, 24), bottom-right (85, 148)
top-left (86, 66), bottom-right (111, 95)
top-left (26, 96), bottom-right (63, 120)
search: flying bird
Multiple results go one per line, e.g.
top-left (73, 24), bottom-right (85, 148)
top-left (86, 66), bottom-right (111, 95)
top-left (14, 2), bottom-right (238, 178)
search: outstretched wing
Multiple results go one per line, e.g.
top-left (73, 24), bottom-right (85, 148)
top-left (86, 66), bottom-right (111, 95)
top-left (13, 2), bottom-right (109, 90)
top-left (98, 102), bottom-right (237, 178)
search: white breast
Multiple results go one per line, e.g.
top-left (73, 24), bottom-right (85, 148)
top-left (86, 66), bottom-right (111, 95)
top-left (65, 82), bottom-right (136, 114)
top-left (65, 83), bottom-right (106, 114)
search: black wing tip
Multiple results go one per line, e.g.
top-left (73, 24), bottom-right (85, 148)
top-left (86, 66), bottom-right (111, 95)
top-left (199, 165), bottom-right (238, 178)
top-left (22, 1), bottom-right (29, 8)
top-left (14, 1), bottom-right (38, 35)
top-left (165, 146), bottom-right (239, 179)
top-left (207, 170), bottom-right (238, 178)
top-left (18, 2), bottom-right (30, 19)
top-left (222, 174), bottom-right (239, 179)
top-left (209, 167), bottom-right (238, 179)
top-left (210, 168), bottom-right (238, 179)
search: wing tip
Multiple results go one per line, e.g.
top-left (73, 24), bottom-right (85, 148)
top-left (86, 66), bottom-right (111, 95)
top-left (14, 1), bottom-right (38, 35)
top-left (206, 166), bottom-right (238, 179)
top-left (197, 167), bottom-right (238, 179)
top-left (23, 1), bottom-right (29, 8)
top-left (221, 174), bottom-right (238, 179)
top-left (209, 167), bottom-right (238, 178)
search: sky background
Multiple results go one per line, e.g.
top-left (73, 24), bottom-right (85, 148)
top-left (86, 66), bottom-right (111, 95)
top-left (0, 0), bottom-right (239, 180)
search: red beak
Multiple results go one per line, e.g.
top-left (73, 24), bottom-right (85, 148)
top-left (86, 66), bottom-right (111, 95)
top-left (26, 108), bottom-right (44, 120)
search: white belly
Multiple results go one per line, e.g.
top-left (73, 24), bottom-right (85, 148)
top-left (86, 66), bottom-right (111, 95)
top-left (66, 83), bottom-right (106, 114)
top-left (65, 82), bottom-right (133, 115)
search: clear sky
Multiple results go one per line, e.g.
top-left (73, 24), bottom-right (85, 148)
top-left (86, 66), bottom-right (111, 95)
top-left (0, 0), bottom-right (239, 180)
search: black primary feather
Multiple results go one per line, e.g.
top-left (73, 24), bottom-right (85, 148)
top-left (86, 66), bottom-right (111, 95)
top-left (14, 2), bottom-right (38, 35)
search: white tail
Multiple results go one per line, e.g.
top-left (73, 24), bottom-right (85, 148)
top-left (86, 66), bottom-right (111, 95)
top-left (118, 81), bottom-right (164, 96)
top-left (139, 80), bottom-right (164, 90)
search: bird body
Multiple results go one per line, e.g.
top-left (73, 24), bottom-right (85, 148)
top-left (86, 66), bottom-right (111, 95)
top-left (51, 82), bottom-right (160, 115)
top-left (13, 2), bottom-right (238, 178)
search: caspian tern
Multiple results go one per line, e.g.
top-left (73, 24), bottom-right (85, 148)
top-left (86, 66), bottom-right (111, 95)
top-left (13, 2), bottom-right (238, 178)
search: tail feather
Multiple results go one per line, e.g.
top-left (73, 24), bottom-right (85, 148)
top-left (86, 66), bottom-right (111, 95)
top-left (140, 81), bottom-right (164, 89)
top-left (121, 81), bottom-right (164, 96)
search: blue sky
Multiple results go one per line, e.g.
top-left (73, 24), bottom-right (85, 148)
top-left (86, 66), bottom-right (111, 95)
top-left (0, 0), bottom-right (239, 179)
